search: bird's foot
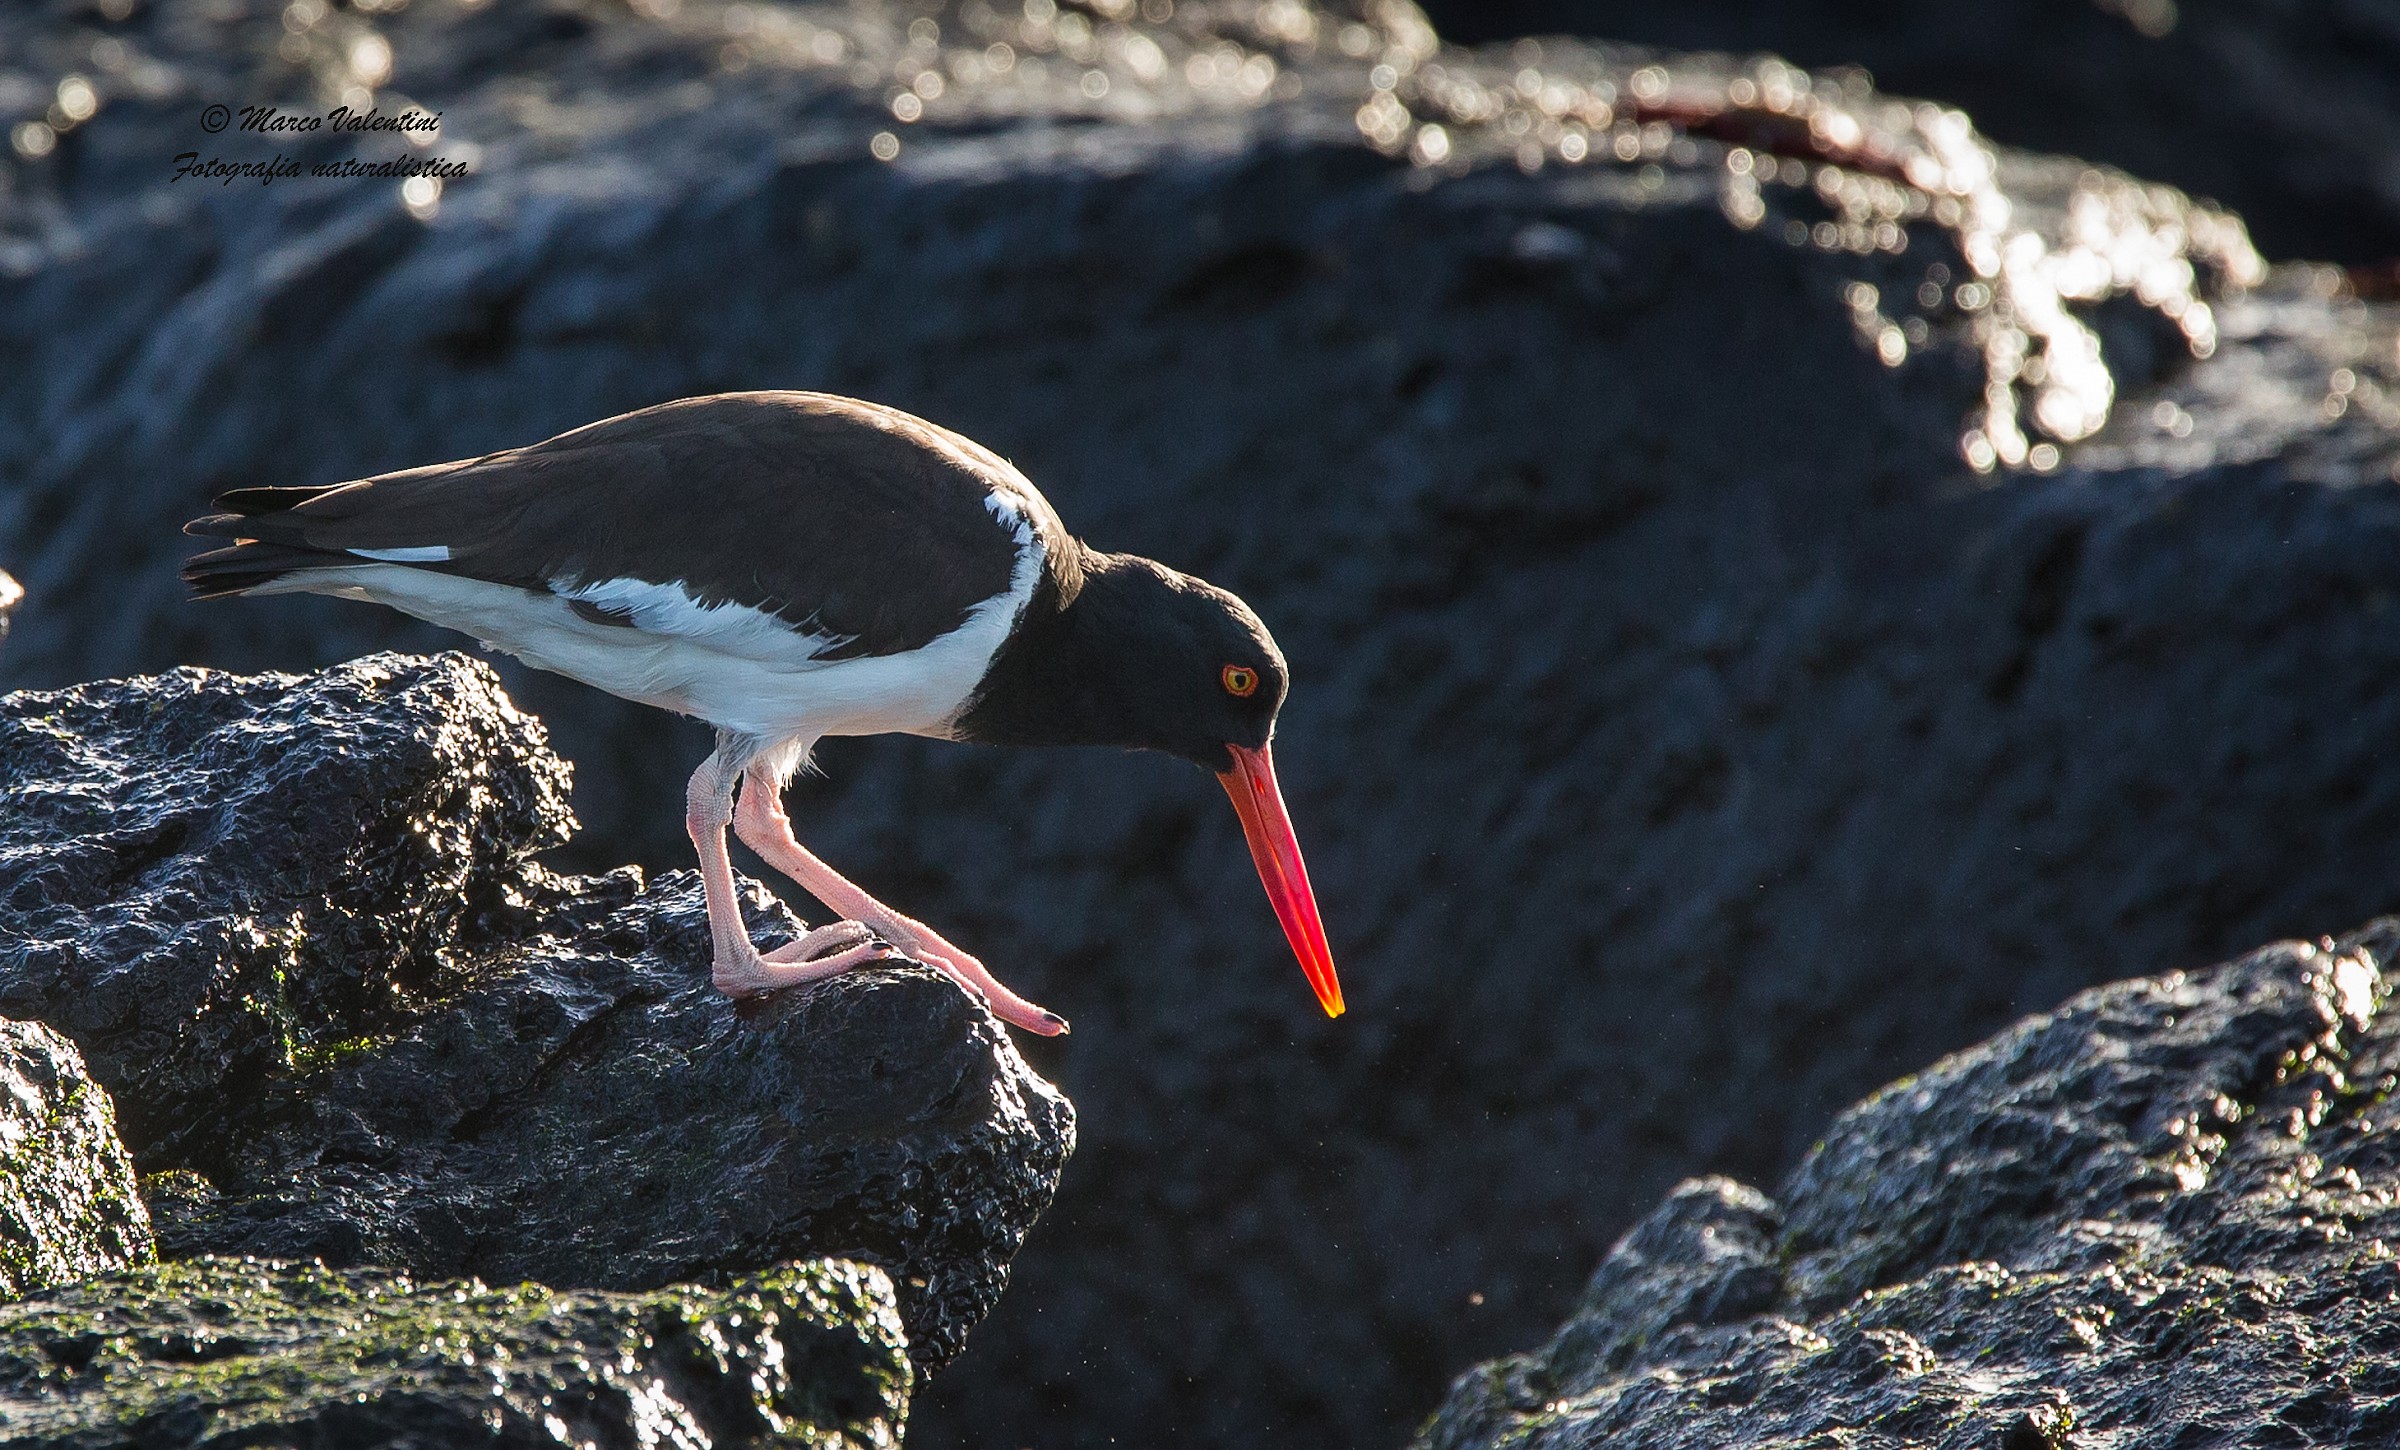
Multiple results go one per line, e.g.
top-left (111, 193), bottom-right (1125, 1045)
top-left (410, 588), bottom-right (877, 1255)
top-left (760, 919), bottom-right (884, 964)
top-left (712, 924), bottom-right (897, 999)
top-left (725, 774), bottom-right (1069, 1035)
top-left (869, 918), bottom-right (1069, 1037)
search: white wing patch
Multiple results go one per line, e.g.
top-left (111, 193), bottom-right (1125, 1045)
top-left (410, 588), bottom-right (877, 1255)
top-left (556, 576), bottom-right (851, 665)
top-left (348, 545), bottom-right (452, 563)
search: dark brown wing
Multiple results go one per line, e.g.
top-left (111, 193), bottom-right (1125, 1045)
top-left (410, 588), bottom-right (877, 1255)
top-left (184, 392), bottom-right (1068, 661)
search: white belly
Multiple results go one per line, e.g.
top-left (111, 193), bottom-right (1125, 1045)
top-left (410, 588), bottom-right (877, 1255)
top-left (260, 563), bottom-right (1020, 744)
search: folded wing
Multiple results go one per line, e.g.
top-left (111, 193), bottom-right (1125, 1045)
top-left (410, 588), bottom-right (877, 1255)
top-left (183, 391), bottom-right (1061, 663)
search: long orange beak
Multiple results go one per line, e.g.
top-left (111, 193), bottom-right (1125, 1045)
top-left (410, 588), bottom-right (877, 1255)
top-left (1218, 743), bottom-right (1344, 1017)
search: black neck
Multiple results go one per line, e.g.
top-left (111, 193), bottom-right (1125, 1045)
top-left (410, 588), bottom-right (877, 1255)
top-left (954, 547), bottom-right (1174, 752)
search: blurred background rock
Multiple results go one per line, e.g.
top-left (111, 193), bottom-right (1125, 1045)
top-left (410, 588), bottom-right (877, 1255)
top-left (1425, 0), bottom-right (2400, 264)
top-left (2, 2), bottom-right (2397, 1447)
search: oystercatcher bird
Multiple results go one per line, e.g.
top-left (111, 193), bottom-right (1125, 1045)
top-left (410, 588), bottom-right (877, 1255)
top-left (181, 392), bottom-right (1341, 1036)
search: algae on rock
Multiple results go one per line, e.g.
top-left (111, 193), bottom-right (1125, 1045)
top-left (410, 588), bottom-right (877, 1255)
top-left (0, 1021), bottom-right (151, 1301)
top-left (0, 1256), bottom-right (910, 1448)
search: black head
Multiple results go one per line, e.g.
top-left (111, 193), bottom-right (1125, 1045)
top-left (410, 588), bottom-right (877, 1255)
top-left (1097, 557), bottom-right (1288, 769)
top-left (954, 551), bottom-right (1286, 768)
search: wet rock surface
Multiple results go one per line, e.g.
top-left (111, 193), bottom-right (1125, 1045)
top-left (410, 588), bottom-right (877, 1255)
top-left (1417, 920), bottom-right (2400, 1449)
top-left (0, 1255), bottom-right (911, 1449)
top-left (0, 653), bottom-right (1073, 1379)
top-left (152, 873), bottom-right (1075, 1374)
top-left (3, 3), bottom-right (2398, 1448)
top-left (0, 1020), bottom-right (152, 1301)
top-left (0, 653), bottom-right (574, 1163)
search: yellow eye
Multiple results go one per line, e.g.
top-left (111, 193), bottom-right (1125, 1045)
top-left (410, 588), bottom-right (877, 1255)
top-left (1222, 665), bottom-right (1259, 697)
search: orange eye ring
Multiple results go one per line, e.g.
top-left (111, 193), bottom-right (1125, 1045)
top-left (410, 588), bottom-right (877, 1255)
top-left (1222, 665), bottom-right (1259, 697)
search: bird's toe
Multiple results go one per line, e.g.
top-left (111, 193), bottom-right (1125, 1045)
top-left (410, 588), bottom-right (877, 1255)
top-left (713, 937), bottom-right (892, 998)
top-left (760, 918), bottom-right (878, 965)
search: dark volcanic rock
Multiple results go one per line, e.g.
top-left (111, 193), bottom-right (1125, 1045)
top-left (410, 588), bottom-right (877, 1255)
top-left (0, 653), bottom-right (1073, 1374)
top-left (0, 1020), bottom-right (151, 1300)
top-left (158, 873), bottom-right (1075, 1373)
top-left (3, 4), bottom-right (2399, 1448)
top-left (1420, 921), bottom-right (2400, 1440)
top-left (0, 653), bottom-right (575, 1161)
top-left (1418, 922), bottom-right (2400, 1448)
top-left (0, 1256), bottom-right (911, 1448)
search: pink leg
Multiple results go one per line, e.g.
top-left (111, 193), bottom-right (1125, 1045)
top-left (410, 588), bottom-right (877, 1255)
top-left (732, 762), bottom-right (1068, 1036)
top-left (686, 750), bottom-right (895, 998)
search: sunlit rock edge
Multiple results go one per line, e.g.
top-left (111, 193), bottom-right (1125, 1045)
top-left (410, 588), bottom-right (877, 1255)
top-left (1417, 922), bottom-right (2400, 1449)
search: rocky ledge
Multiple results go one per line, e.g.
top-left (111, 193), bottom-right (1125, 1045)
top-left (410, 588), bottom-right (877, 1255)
top-left (1419, 921), bottom-right (2400, 1448)
top-left (0, 651), bottom-right (1075, 1437)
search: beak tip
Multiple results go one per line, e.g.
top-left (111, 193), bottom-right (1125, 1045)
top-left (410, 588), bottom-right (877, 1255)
top-left (1222, 744), bottom-right (1347, 1024)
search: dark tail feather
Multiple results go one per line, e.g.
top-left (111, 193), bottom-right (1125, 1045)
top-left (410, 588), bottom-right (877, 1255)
top-left (181, 539), bottom-right (352, 600)
top-left (183, 484), bottom-right (348, 548)
top-left (209, 483), bottom-right (347, 516)
top-left (182, 481), bottom-right (374, 597)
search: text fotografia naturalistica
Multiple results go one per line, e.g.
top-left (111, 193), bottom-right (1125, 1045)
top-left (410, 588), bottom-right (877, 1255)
top-left (168, 151), bottom-right (471, 186)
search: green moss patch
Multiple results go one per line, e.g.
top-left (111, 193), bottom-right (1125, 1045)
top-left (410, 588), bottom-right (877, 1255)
top-left (0, 1256), bottom-right (910, 1448)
